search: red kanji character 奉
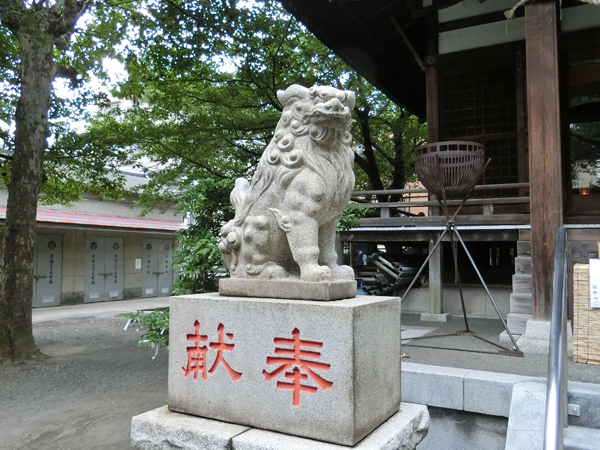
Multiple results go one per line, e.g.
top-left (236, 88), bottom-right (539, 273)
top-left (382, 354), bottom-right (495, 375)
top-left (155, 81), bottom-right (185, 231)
top-left (208, 323), bottom-right (242, 382)
top-left (263, 328), bottom-right (332, 406)
top-left (278, 367), bottom-right (318, 407)
top-left (182, 320), bottom-right (208, 381)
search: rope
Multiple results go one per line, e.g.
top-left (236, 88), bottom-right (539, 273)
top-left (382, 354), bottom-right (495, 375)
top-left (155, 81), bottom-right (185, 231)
top-left (505, 0), bottom-right (600, 20)
top-left (504, 0), bottom-right (531, 19)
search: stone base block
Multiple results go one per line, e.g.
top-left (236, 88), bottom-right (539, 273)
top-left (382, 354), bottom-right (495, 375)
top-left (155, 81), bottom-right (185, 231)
top-left (498, 330), bottom-right (522, 349)
top-left (168, 294), bottom-right (401, 446)
top-left (219, 278), bottom-right (357, 301)
top-left (504, 381), bottom-right (546, 450)
top-left (420, 313), bottom-right (452, 322)
top-left (507, 313), bottom-right (532, 335)
top-left (131, 406), bottom-right (250, 450)
top-left (131, 404), bottom-right (429, 450)
top-left (516, 319), bottom-right (573, 355)
top-left (509, 293), bottom-right (533, 313)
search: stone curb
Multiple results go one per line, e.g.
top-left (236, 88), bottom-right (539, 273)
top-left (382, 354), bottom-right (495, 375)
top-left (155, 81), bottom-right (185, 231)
top-left (402, 362), bottom-right (600, 421)
top-left (402, 362), bottom-right (541, 417)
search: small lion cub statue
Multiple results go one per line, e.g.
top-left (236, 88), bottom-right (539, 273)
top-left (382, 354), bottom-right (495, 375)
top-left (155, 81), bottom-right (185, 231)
top-left (219, 84), bottom-right (356, 283)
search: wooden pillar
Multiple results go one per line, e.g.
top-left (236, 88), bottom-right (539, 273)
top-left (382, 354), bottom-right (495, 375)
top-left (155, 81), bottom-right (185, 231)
top-left (429, 233), bottom-right (443, 314)
top-left (426, 62), bottom-right (443, 313)
top-left (425, 8), bottom-right (439, 145)
top-left (516, 54), bottom-right (529, 210)
top-left (426, 66), bottom-right (439, 143)
top-left (525, 0), bottom-right (563, 321)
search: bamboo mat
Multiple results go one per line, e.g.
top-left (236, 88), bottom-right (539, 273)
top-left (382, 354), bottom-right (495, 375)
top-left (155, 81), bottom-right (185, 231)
top-left (573, 263), bottom-right (600, 365)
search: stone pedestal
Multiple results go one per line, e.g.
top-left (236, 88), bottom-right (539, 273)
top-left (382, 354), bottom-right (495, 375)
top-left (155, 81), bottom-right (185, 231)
top-left (219, 278), bottom-right (357, 301)
top-left (514, 319), bottom-right (573, 355)
top-left (168, 294), bottom-right (401, 446)
top-left (131, 403), bottom-right (429, 450)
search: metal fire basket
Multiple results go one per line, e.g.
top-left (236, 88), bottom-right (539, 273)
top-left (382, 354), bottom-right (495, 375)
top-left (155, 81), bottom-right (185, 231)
top-left (415, 141), bottom-right (486, 200)
top-left (401, 140), bottom-right (522, 356)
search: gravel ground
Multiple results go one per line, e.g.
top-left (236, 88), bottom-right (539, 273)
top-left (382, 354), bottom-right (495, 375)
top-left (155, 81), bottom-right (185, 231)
top-left (0, 316), bottom-right (167, 450)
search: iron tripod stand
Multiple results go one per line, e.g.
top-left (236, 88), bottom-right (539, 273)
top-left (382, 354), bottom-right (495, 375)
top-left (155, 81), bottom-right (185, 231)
top-left (400, 173), bottom-right (523, 357)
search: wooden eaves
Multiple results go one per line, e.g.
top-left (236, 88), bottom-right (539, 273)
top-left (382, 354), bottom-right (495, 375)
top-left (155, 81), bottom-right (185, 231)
top-left (278, 0), bottom-right (429, 118)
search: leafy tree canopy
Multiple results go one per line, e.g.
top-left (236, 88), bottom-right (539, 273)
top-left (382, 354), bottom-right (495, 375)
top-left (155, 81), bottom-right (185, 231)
top-left (68, 0), bottom-right (425, 205)
top-left (0, 0), bottom-right (425, 208)
top-left (0, 0), bottom-right (150, 205)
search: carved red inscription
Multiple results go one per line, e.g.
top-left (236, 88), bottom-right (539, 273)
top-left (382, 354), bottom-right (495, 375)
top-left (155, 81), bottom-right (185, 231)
top-left (182, 320), bottom-right (208, 381)
top-left (182, 321), bottom-right (242, 382)
top-left (208, 323), bottom-right (242, 381)
top-left (262, 328), bottom-right (332, 406)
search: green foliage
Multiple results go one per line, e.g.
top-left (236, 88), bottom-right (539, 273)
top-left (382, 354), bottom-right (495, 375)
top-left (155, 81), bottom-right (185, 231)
top-left (0, 0), bottom-right (144, 206)
top-left (172, 229), bottom-right (223, 295)
top-left (170, 179), bottom-right (234, 295)
top-left (117, 308), bottom-right (169, 358)
top-left (0, 31), bottom-right (19, 142)
top-left (351, 80), bottom-right (427, 194)
top-left (337, 204), bottom-right (369, 232)
top-left (73, 0), bottom-right (424, 193)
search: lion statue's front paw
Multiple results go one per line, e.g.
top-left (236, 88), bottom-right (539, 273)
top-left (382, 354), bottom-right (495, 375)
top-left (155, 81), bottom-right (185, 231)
top-left (331, 265), bottom-right (355, 281)
top-left (301, 265), bottom-right (333, 282)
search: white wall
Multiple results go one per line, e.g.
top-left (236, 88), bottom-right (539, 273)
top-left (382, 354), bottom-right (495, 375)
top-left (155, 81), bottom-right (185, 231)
top-left (0, 189), bottom-right (184, 224)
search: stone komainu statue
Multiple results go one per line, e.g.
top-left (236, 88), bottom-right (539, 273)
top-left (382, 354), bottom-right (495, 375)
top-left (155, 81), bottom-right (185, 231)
top-left (219, 84), bottom-right (356, 283)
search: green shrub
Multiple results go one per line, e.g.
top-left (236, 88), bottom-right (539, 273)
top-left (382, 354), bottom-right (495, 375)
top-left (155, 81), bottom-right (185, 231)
top-left (117, 308), bottom-right (169, 359)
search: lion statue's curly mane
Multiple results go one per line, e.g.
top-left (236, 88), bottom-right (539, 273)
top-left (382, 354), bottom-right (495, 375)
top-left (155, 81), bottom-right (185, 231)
top-left (219, 84), bottom-right (356, 283)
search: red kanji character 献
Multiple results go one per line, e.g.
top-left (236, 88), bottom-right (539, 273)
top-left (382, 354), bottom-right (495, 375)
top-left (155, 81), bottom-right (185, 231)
top-left (262, 328), bottom-right (332, 406)
top-left (182, 320), bottom-right (208, 381)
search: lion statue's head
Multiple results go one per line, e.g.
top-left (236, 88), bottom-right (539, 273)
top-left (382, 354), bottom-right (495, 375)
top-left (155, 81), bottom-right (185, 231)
top-left (255, 85), bottom-right (355, 201)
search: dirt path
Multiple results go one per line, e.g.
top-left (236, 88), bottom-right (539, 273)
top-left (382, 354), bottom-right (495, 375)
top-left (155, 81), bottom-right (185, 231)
top-left (0, 316), bottom-right (167, 450)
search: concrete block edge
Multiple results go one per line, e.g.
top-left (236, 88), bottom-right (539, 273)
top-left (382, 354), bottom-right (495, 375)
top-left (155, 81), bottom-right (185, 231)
top-left (402, 362), bottom-right (544, 417)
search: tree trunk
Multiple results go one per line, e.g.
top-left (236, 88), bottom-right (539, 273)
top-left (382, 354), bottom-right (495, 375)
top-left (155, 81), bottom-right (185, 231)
top-left (0, 36), bottom-right (53, 361)
top-left (390, 129), bottom-right (406, 202)
top-left (355, 108), bottom-right (386, 201)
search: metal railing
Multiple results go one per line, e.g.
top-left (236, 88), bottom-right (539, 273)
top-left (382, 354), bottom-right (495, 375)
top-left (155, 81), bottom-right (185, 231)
top-left (352, 182), bottom-right (530, 218)
top-left (544, 226), bottom-right (568, 450)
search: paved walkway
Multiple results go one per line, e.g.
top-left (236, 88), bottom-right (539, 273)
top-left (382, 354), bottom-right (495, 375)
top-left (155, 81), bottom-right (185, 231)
top-left (401, 312), bottom-right (600, 385)
top-left (32, 297), bottom-right (171, 323)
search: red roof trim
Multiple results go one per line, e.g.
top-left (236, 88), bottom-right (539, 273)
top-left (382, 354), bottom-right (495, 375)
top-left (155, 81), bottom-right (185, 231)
top-left (0, 207), bottom-right (186, 232)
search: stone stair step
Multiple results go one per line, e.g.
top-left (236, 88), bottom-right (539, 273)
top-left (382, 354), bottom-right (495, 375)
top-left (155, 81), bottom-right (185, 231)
top-left (517, 240), bottom-right (531, 256)
top-left (568, 381), bottom-right (600, 430)
top-left (507, 313), bottom-right (532, 335)
top-left (514, 256), bottom-right (532, 274)
top-left (564, 425), bottom-right (600, 450)
top-left (510, 293), bottom-right (533, 314)
top-left (512, 274), bottom-right (532, 293)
